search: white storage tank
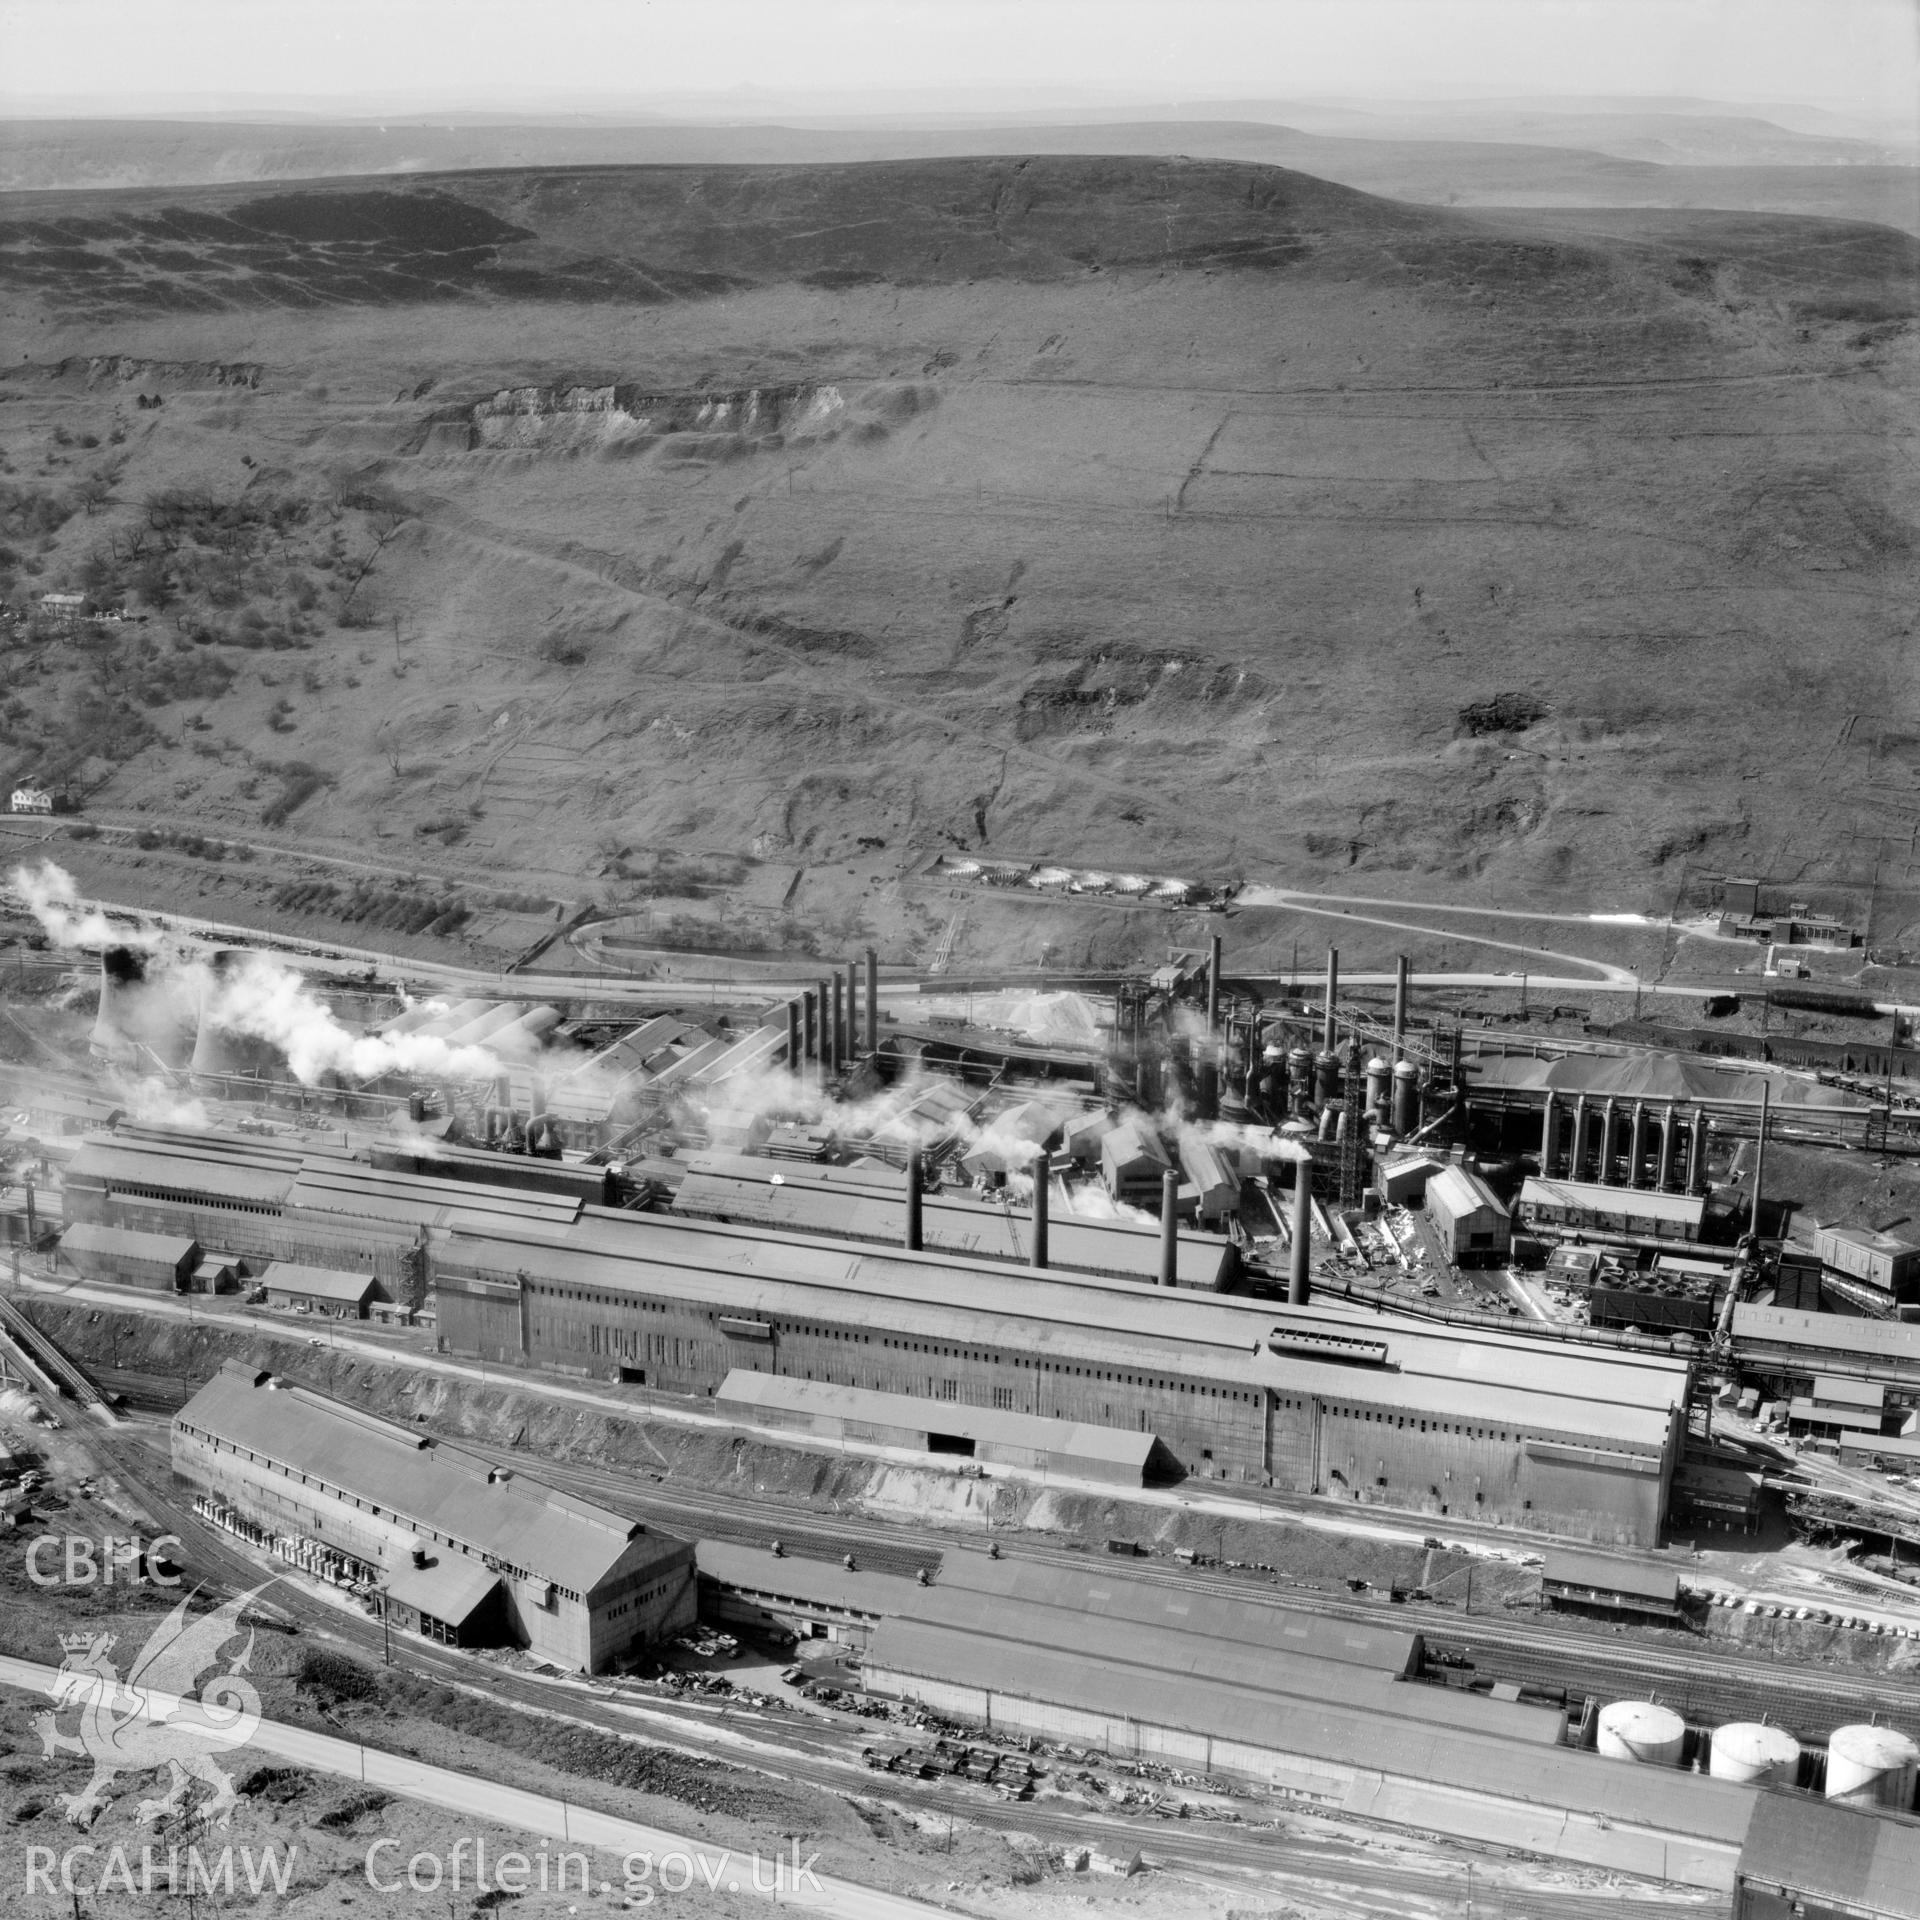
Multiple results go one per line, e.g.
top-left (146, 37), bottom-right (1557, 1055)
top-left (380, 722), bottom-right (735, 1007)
top-left (1709, 1721), bottom-right (1801, 1785)
top-left (1825, 1724), bottom-right (1920, 1809)
top-left (1596, 1700), bottom-right (1687, 1766)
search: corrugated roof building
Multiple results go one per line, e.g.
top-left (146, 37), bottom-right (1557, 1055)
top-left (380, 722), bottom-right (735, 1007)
top-left (58, 1220), bottom-right (198, 1293)
top-left (669, 1158), bottom-right (1237, 1289)
top-left (861, 1616), bottom-right (1755, 1890)
top-left (1817, 1224), bottom-right (1920, 1302)
top-left (1517, 1177), bottom-right (1704, 1245)
top-left (1733, 1789), bottom-right (1920, 1919)
top-left (172, 1361), bottom-right (692, 1670)
top-left (713, 1370), bottom-right (1169, 1484)
top-left (1424, 1166), bottom-right (1510, 1266)
top-left (260, 1262), bottom-right (385, 1318)
top-left (1102, 1121), bottom-right (1171, 1207)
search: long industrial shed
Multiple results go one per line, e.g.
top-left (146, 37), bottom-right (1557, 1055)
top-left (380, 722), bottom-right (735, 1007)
top-left (60, 1125), bottom-right (1691, 1543)
top-left (434, 1202), bottom-right (1688, 1543)
top-left (862, 1618), bottom-right (1758, 1890)
top-left (667, 1152), bottom-right (1239, 1289)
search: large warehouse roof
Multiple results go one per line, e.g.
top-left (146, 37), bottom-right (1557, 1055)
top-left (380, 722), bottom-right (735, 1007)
top-left (695, 1541), bottom-right (927, 1618)
top-left (60, 1220), bottom-right (196, 1265)
top-left (261, 1262), bottom-right (380, 1304)
top-left (1735, 1790), bottom-right (1920, 1919)
top-left (671, 1163), bottom-right (1236, 1288)
top-left (444, 1205), bottom-right (1685, 1449)
top-left (1733, 1305), bottom-right (1920, 1362)
top-left (1518, 1178), bottom-right (1705, 1227)
top-left (176, 1362), bottom-right (672, 1596)
top-left (68, 1137), bottom-right (296, 1209)
top-left (715, 1371), bottom-right (1160, 1476)
top-left (892, 1589), bottom-right (1558, 1742)
top-left (936, 1549), bottom-right (1421, 1673)
top-left (865, 1619), bottom-right (1758, 1846)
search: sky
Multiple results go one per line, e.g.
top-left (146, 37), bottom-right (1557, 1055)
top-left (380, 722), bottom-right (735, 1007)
top-left (1, 0), bottom-right (1915, 137)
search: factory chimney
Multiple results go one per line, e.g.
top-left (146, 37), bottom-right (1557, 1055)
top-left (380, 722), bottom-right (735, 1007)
top-left (905, 1149), bottom-right (923, 1252)
top-left (1288, 1160), bottom-right (1312, 1306)
top-left (786, 999), bottom-right (800, 1071)
top-left (865, 948), bottom-right (879, 1057)
top-left (847, 958), bottom-right (861, 1055)
top-left (1750, 1082), bottom-right (1769, 1242)
top-left (802, 990), bottom-right (817, 1070)
top-left (828, 974), bottom-right (843, 1073)
top-left (1207, 933), bottom-right (1222, 1031)
top-left (1392, 956), bottom-right (1409, 1062)
top-left (1323, 948), bottom-right (1339, 1052)
top-left (1158, 1168), bottom-right (1179, 1288)
top-left (1030, 1152), bottom-right (1049, 1270)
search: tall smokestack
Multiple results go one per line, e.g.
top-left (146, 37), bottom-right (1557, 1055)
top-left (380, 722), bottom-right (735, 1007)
top-left (1323, 948), bottom-right (1339, 1052)
top-left (1393, 956), bottom-right (1409, 1062)
top-left (1030, 1152), bottom-right (1049, 1270)
top-left (1750, 1082), bottom-right (1769, 1242)
top-left (786, 999), bottom-right (800, 1071)
top-left (847, 959), bottom-right (860, 1056)
top-left (1159, 1168), bottom-right (1179, 1288)
top-left (829, 973), bottom-right (843, 1072)
top-left (905, 1149), bottom-right (923, 1251)
top-left (1288, 1160), bottom-right (1312, 1306)
top-left (1207, 933), bottom-right (1222, 1031)
top-left (802, 989), bottom-right (817, 1066)
top-left (865, 948), bottom-right (879, 1057)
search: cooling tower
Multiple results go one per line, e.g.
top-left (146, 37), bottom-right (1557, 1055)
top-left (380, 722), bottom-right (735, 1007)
top-left (90, 945), bottom-right (193, 1068)
top-left (190, 949), bottom-right (287, 1085)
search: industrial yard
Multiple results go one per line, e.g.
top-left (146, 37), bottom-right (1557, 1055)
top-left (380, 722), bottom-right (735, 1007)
top-left (3, 848), bottom-right (1920, 1917)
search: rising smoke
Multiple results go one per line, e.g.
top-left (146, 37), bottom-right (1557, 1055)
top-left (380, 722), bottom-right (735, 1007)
top-left (9, 860), bottom-right (535, 1088)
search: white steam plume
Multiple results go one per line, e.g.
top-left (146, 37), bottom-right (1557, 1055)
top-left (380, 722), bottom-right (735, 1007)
top-left (18, 859), bottom-right (543, 1091)
top-left (7, 860), bottom-right (158, 950)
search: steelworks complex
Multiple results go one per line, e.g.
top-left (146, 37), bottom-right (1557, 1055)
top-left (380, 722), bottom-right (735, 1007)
top-left (58, 1119), bottom-right (1689, 1542)
top-left (10, 929), bottom-right (1920, 1906)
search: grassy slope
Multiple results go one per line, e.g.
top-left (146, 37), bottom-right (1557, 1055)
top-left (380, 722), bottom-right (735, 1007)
top-left (1, 156), bottom-right (1914, 928)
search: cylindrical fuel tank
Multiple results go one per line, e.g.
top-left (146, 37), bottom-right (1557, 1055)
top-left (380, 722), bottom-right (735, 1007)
top-left (1825, 1725), bottom-right (1920, 1808)
top-left (1596, 1701), bottom-right (1686, 1767)
top-left (1708, 1722), bottom-right (1801, 1785)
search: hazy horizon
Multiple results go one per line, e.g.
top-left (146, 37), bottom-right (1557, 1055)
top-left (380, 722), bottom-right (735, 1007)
top-left (1, 0), bottom-right (1914, 144)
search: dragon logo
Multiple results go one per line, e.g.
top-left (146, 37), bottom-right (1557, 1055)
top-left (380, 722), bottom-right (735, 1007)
top-left (33, 1585), bottom-right (267, 1828)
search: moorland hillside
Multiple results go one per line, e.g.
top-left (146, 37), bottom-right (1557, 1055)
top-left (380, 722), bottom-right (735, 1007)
top-left (0, 156), bottom-right (1913, 942)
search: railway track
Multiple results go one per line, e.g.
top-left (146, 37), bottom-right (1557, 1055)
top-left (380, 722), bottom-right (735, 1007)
top-left (68, 1425), bottom-right (1738, 1917)
top-left (511, 1447), bottom-right (1920, 1748)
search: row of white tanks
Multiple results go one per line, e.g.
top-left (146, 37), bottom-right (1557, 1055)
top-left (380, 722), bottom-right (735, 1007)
top-left (1596, 1700), bottom-right (1920, 1807)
